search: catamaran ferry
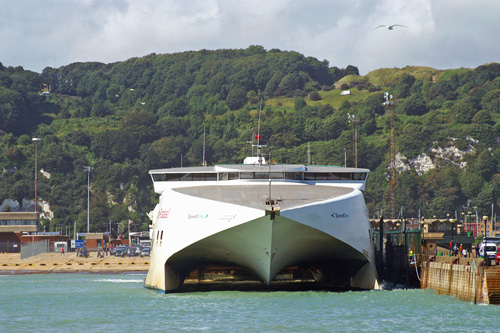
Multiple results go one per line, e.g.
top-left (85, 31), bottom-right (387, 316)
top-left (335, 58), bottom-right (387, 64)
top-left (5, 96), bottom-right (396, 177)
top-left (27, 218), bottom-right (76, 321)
top-left (144, 150), bottom-right (379, 292)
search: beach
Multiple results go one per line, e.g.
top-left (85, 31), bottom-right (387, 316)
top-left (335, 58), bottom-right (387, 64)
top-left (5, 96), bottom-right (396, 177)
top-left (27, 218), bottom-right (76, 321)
top-left (0, 252), bottom-right (149, 274)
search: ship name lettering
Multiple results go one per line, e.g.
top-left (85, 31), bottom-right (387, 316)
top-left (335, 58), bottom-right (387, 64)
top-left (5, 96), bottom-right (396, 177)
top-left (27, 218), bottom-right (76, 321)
top-left (158, 208), bottom-right (171, 219)
top-left (331, 212), bottom-right (349, 219)
top-left (188, 214), bottom-right (208, 220)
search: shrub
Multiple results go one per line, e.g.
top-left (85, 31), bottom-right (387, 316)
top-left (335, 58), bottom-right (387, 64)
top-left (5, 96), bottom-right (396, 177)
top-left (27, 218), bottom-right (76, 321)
top-left (309, 91), bottom-right (321, 101)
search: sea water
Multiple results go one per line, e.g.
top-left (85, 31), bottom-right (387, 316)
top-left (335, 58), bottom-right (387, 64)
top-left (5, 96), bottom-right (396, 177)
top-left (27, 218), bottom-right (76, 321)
top-left (0, 273), bottom-right (498, 332)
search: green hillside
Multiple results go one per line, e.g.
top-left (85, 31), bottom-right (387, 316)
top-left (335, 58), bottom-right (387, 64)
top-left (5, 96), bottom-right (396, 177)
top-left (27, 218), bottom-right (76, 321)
top-left (0, 47), bottom-right (499, 235)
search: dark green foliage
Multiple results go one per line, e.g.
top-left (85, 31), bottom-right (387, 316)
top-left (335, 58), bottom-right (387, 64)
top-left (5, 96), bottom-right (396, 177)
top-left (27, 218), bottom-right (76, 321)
top-left (453, 96), bottom-right (482, 123)
top-left (279, 72), bottom-right (307, 95)
top-left (309, 91), bottom-right (321, 101)
top-left (363, 92), bottom-right (385, 115)
top-left (226, 88), bottom-right (247, 110)
top-left (294, 97), bottom-right (307, 111)
top-left (401, 93), bottom-right (428, 116)
top-left (0, 86), bottom-right (24, 132)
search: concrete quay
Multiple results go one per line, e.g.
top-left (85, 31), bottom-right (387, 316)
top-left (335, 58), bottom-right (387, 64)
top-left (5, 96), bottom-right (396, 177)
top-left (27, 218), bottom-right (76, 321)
top-left (0, 252), bottom-right (149, 274)
top-left (420, 256), bottom-right (500, 305)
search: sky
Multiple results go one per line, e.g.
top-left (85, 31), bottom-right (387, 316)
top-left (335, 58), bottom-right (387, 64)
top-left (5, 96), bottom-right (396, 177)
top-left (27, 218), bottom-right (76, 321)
top-left (1, 0), bottom-right (500, 75)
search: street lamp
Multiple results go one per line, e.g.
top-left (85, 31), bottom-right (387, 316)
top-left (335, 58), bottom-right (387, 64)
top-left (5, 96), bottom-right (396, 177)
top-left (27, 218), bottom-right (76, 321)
top-left (449, 218), bottom-right (456, 244)
top-left (420, 218), bottom-right (425, 255)
top-left (467, 211), bottom-right (473, 236)
top-left (461, 212), bottom-right (466, 234)
top-left (32, 138), bottom-right (41, 213)
top-left (84, 166), bottom-right (93, 234)
top-left (483, 216), bottom-right (489, 238)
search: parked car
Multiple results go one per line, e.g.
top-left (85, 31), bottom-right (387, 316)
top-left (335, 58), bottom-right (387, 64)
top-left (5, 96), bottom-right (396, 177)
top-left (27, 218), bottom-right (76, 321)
top-left (131, 245), bottom-right (142, 257)
top-left (495, 248), bottom-right (500, 265)
top-left (127, 247), bottom-right (137, 257)
top-left (115, 245), bottom-right (129, 257)
top-left (141, 247), bottom-right (150, 257)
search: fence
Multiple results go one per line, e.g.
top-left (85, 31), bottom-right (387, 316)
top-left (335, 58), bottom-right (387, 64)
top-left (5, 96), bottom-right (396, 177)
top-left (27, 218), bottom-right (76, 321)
top-left (21, 240), bottom-right (50, 259)
top-left (0, 241), bottom-right (21, 253)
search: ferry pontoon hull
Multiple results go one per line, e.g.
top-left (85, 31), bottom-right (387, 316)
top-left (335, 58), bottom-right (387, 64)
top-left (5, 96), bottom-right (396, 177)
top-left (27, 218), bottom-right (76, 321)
top-left (145, 177), bottom-right (379, 292)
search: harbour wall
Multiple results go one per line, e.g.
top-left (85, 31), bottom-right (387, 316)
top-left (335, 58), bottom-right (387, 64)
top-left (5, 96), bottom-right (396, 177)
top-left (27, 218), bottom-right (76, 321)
top-left (420, 256), bottom-right (500, 304)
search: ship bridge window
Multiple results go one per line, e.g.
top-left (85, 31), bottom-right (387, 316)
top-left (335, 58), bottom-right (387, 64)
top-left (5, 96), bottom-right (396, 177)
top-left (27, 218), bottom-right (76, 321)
top-left (285, 172), bottom-right (303, 180)
top-left (192, 173), bottom-right (205, 181)
top-left (269, 172), bottom-right (284, 179)
top-left (304, 173), bottom-right (316, 181)
top-left (162, 174), bottom-right (180, 181)
top-left (180, 173), bottom-right (217, 181)
top-left (254, 172), bottom-right (268, 179)
top-left (352, 173), bottom-right (367, 180)
top-left (314, 173), bottom-right (328, 181)
top-left (327, 173), bottom-right (340, 180)
top-left (152, 174), bottom-right (167, 181)
top-left (219, 172), bottom-right (239, 180)
top-left (179, 173), bottom-right (193, 181)
top-left (304, 173), bottom-right (357, 181)
top-left (153, 173), bottom-right (218, 182)
top-left (205, 173), bottom-right (217, 181)
top-left (240, 172), bottom-right (285, 180)
top-left (339, 173), bottom-right (352, 180)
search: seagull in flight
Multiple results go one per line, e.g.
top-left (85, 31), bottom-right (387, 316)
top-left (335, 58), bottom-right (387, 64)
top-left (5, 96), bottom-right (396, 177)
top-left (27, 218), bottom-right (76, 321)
top-left (373, 24), bottom-right (407, 30)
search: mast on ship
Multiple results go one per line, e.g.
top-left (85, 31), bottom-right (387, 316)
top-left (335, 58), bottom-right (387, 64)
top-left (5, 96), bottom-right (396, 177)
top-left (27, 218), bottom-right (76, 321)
top-left (254, 98), bottom-right (278, 219)
top-left (202, 125), bottom-right (207, 166)
top-left (256, 98), bottom-right (264, 166)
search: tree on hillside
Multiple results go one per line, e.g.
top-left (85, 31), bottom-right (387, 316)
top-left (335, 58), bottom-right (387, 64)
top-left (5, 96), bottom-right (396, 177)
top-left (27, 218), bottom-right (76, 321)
top-left (401, 93), bottom-right (428, 116)
top-left (454, 96), bottom-right (482, 124)
top-left (0, 87), bottom-right (27, 134)
top-left (225, 88), bottom-right (247, 110)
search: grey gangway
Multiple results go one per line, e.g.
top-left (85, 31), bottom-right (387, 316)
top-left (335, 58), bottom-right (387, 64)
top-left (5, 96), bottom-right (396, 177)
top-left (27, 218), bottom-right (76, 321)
top-left (21, 240), bottom-right (49, 259)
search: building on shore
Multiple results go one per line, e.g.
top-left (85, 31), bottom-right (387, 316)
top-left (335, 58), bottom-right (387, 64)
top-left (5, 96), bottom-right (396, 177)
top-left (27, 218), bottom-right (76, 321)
top-left (0, 212), bottom-right (38, 252)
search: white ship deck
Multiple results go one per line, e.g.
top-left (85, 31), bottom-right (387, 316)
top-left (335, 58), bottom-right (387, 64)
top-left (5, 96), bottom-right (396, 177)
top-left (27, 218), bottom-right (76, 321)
top-left (174, 185), bottom-right (353, 210)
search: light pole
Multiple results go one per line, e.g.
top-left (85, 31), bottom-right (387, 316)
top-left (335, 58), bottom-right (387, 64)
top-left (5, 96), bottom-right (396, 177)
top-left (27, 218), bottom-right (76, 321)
top-left (483, 215), bottom-right (489, 238)
top-left (450, 218), bottom-right (456, 245)
top-left (32, 138), bottom-right (41, 214)
top-left (84, 166), bottom-right (93, 234)
top-left (483, 215), bottom-right (489, 265)
top-left (461, 211), bottom-right (466, 235)
top-left (468, 211), bottom-right (473, 236)
top-left (396, 221), bottom-right (401, 245)
top-left (420, 218), bottom-right (425, 256)
top-left (32, 137), bottom-right (41, 247)
top-left (347, 113), bottom-right (359, 168)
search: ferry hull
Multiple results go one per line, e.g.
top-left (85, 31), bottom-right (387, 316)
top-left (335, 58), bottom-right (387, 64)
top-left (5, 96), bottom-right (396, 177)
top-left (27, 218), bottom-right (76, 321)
top-left (145, 186), bottom-right (378, 292)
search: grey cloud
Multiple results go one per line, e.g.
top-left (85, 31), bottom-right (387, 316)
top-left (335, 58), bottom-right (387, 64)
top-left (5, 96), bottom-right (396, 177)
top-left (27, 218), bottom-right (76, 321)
top-left (1, 0), bottom-right (499, 74)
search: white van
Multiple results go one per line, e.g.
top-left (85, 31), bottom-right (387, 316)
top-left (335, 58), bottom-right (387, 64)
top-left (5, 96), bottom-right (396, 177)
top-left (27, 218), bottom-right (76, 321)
top-left (341, 90), bottom-right (351, 96)
top-left (479, 242), bottom-right (497, 259)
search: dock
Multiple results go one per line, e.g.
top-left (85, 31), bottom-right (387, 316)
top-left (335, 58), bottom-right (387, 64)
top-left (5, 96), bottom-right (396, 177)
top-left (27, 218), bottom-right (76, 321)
top-left (0, 252), bottom-right (149, 274)
top-left (420, 256), bottom-right (500, 304)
